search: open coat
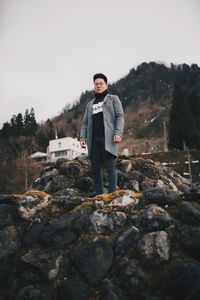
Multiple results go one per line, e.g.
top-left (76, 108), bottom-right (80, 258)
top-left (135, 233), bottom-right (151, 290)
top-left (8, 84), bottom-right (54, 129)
top-left (80, 94), bottom-right (124, 158)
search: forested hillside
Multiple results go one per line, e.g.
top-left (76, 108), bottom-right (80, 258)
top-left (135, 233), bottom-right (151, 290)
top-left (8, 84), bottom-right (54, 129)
top-left (0, 62), bottom-right (200, 193)
top-left (53, 62), bottom-right (200, 152)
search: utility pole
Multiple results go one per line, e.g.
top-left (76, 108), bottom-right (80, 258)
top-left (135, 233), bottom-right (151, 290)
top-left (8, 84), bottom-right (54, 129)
top-left (186, 145), bottom-right (193, 183)
top-left (163, 120), bottom-right (168, 152)
top-left (55, 128), bottom-right (58, 139)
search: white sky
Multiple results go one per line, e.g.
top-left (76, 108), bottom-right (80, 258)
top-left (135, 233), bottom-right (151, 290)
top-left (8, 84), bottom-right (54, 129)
top-left (0, 0), bottom-right (200, 127)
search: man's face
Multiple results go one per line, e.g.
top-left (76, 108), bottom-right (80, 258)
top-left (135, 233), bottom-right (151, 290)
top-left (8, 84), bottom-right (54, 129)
top-left (94, 78), bottom-right (108, 94)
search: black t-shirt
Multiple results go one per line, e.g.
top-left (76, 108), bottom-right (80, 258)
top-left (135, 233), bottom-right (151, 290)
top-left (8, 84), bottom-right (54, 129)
top-left (92, 90), bottom-right (108, 138)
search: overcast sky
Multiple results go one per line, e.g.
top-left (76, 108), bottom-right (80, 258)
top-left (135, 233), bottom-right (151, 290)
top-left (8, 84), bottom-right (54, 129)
top-left (0, 0), bottom-right (200, 127)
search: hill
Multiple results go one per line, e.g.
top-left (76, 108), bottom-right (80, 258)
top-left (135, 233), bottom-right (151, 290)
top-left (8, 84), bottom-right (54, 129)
top-left (1, 62), bottom-right (200, 194)
top-left (50, 62), bottom-right (200, 154)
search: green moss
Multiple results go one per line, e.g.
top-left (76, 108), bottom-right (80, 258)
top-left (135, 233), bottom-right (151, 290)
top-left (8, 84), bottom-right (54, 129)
top-left (72, 200), bottom-right (94, 213)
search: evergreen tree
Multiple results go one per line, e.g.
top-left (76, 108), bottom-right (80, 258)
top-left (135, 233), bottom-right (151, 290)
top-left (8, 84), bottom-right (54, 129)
top-left (23, 109), bottom-right (31, 135)
top-left (23, 108), bottom-right (37, 136)
top-left (168, 83), bottom-right (200, 150)
top-left (10, 115), bottom-right (18, 136)
top-left (29, 108), bottom-right (38, 135)
top-left (2, 122), bottom-right (12, 138)
top-left (47, 119), bottom-right (55, 140)
top-left (35, 131), bottom-right (49, 151)
top-left (16, 113), bottom-right (23, 135)
top-left (189, 91), bottom-right (200, 132)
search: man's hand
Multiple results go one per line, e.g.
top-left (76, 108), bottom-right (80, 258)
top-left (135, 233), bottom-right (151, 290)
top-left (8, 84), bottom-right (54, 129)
top-left (113, 135), bottom-right (122, 144)
top-left (80, 139), bottom-right (87, 148)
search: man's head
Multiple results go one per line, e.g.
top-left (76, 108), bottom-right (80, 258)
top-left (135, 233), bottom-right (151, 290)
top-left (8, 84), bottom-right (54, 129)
top-left (93, 73), bottom-right (108, 94)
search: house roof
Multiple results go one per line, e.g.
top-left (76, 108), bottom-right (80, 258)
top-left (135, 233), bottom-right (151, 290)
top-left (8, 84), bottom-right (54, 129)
top-left (31, 151), bottom-right (48, 158)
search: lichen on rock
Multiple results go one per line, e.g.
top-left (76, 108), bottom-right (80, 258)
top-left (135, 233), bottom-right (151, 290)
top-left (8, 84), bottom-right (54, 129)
top-left (0, 155), bottom-right (199, 300)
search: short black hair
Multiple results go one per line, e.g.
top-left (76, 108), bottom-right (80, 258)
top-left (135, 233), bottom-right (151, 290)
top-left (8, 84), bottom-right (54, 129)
top-left (93, 73), bottom-right (108, 84)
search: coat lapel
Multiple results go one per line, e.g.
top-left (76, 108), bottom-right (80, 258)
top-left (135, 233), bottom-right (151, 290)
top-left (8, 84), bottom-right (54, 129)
top-left (103, 93), bottom-right (110, 104)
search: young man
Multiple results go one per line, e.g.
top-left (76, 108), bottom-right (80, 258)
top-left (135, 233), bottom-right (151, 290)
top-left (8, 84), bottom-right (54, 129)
top-left (80, 73), bottom-right (124, 195)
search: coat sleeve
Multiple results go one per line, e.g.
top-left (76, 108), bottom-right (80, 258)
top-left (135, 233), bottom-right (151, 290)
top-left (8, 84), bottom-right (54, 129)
top-left (80, 102), bottom-right (89, 140)
top-left (113, 96), bottom-right (124, 136)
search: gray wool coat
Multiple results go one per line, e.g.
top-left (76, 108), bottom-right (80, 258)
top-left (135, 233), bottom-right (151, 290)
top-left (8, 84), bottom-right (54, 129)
top-left (80, 93), bottom-right (124, 158)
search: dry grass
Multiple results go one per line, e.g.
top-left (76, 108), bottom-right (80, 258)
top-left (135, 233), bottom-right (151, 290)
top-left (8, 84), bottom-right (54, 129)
top-left (24, 189), bottom-right (49, 199)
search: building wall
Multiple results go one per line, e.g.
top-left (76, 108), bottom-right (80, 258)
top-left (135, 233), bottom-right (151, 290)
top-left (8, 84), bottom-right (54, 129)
top-left (48, 137), bottom-right (87, 161)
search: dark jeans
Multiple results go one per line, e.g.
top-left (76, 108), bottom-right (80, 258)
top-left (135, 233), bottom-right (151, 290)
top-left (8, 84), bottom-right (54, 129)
top-left (90, 136), bottom-right (117, 195)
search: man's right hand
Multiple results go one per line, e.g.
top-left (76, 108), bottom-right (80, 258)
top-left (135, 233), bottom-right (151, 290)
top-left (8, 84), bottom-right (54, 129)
top-left (80, 139), bottom-right (87, 148)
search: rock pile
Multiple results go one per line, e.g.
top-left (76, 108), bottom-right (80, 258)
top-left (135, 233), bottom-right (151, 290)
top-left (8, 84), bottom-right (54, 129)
top-left (1, 156), bottom-right (200, 299)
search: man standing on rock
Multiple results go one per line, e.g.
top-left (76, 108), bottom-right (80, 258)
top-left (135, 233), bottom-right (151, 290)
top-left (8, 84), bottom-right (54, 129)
top-left (80, 73), bottom-right (124, 196)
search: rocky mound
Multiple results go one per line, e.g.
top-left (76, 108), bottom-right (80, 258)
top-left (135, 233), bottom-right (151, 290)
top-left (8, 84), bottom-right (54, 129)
top-left (1, 156), bottom-right (200, 300)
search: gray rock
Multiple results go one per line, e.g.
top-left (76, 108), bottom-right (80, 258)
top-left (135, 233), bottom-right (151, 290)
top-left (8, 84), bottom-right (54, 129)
top-left (24, 217), bottom-right (48, 245)
top-left (50, 175), bottom-right (73, 193)
top-left (100, 278), bottom-right (120, 300)
top-left (126, 180), bottom-right (140, 192)
top-left (189, 183), bottom-right (200, 201)
top-left (115, 226), bottom-right (140, 255)
top-left (0, 226), bottom-right (21, 260)
top-left (117, 258), bottom-right (149, 299)
top-left (42, 163), bottom-right (56, 174)
top-left (179, 225), bottom-right (200, 258)
top-left (131, 158), bottom-right (155, 172)
top-left (144, 187), bottom-right (181, 205)
top-left (142, 163), bottom-right (161, 180)
top-left (128, 170), bottom-right (144, 182)
top-left (40, 173), bottom-right (52, 186)
top-left (137, 231), bottom-right (170, 264)
top-left (17, 192), bottom-right (51, 220)
top-left (163, 260), bottom-right (200, 300)
top-left (129, 214), bottom-right (142, 229)
top-left (117, 160), bottom-right (132, 174)
top-left (32, 177), bottom-right (43, 190)
top-left (40, 168), bottom-right (59, 186)
top-left (21, 248), bottom-right (62, 281)
top-left (179, 202), bottom-right (200, 225)
top-left (0, 261), bottom-right (14, 289)
top-left (140, 204), bottom-right (174, 233)
top-left (107, 190), bottom-right (139, 209)
top-left (40, 214), bottom-right (78, 247)
top-left (16, 284), bottom-right (51, 300)
top-left (75, 154), bottom-right (90, 166)
top-left (177, 183), bottom-right (191, 194)
top-left (140, 180), bottom-right (155, 191)
top-left (53, 196), bottom-right (83, 210)
top-left (90, 210), bottom-right (126, 234)
top-left (56, 279), bottom-right (93, 300)
top-left (60, 161), bottom-right (83, 178)
top-left (52, 187), bottom-right (79, 197)
top-left (43, 181), bottom-right (52, 193)
top-left (72, 239), bottom-right (113, 285)
top-left (117, 170), bottom-right (128, 189)
top-left (93, 200), bottom-right (105, 209)
top-left (0, 194), bottom-right (16, 205)
top-left (55, 158), bottom-right (68, 168)
top-left (75, 176), bottom-right (94, 192)
top-left (21, 270), bottom-right (41, 284)
top-left (0, 204), bottom-right (15, 229)
top-left (0, 155), bottom-right (195, 299)
top-left (155, 178), bottom-right (178, 192)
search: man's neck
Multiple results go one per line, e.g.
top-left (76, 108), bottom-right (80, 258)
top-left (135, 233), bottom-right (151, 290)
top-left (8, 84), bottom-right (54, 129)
top-left (95, 89), bottom-right (108, 99)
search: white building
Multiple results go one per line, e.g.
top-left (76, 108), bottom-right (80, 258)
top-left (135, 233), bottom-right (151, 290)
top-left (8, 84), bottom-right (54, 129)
top-left (31, 151), bottom-right (48, 162)
top-left (47, 137), bottom-right (87, 161)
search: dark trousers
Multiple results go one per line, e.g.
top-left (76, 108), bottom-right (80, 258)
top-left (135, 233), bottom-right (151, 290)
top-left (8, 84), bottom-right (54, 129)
top-left (90, 136), bottom-right (117, 195)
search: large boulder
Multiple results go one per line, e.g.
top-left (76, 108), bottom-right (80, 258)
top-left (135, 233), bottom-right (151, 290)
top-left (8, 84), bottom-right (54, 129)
top-left (0, 156), bottom-right (196, 299)
top-left (72, 239), bottom-right (113, 285)
top-left (137, 231), bottom-right (170, 264)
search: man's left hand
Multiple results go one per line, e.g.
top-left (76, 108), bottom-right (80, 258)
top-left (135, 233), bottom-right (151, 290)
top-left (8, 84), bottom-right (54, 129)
top-left (113, 135), bottom-right (122, 143)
